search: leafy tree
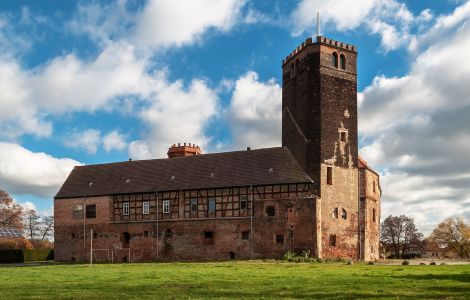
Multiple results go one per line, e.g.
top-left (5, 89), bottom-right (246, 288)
top-left (430, 218), bottom-right (470, 259)
top-left (0, 189), bottom-right (24, 229)
top-left (381, 215), bottom-right (424, 258)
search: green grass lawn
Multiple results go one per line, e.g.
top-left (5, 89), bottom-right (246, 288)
top-left (0, 261), bottom-right (469, 299)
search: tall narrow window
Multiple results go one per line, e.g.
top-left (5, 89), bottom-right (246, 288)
top-left (123, 202), bottom-right (129, 216)
top-left (332, 207), bottom-right (338, 219)
top-left (329, 234), bottom-right (337, 247)
top-left (163, 200), bottom-right (170, 214)
top-left (373, 181), bottom-right (376, 193)
top-left (191, 197), bottom-right (198, 212)
top-left (332, 52), bottom-right (338, 68)
top-left (86, 205), bottom-right (96, 219)
top-left (240, 195), bottom-right (248, 210)
top-left (295, 58), bottom-right (300, 75)
top-left (327, 166), bottom-right (333, 185)
top-left (208, 198), bottom-right (216, 213)
top-left (372, 209), bottom-right (376, 222)
top-left (340, 54), bottom-right (346, 69)
top-left (342, 208), bottom-right (347, 220)
top-left (340, 131), bottom-right (347, 142)
top-left (290, 63), bottom-right (295, 78)
top-left (142, 201), bottom-right (149, 215)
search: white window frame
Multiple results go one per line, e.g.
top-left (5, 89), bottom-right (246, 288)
top-left (142, 201), bottom-right (149, 215)
top-left (123, 202), bottom-right (130, 216)
top-left (163, 200), bottom-right (170, 214)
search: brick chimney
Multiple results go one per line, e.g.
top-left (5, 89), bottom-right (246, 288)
top-left (167, 143), bottom-right (202, 158)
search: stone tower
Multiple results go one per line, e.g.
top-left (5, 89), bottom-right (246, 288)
top-left (282, 36), bottom-right (360, 259)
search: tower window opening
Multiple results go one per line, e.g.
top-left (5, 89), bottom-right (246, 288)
top-left (372, 209), bottom-right (376, 222)
top-left (342, 208), bottom-right (347, 220)
top-left (276, 234), bottom-right (284, 244)
top-left (329, 234), bottom-right (337, 247)
top-left (295, 58), bottom-right (300, 75)
top-left (332, 52), bottom-right (338, 68)
top-left (290, 63), bottom-right (295, 78)
top-left (266, 206), bottom-right (275, 217)
top-left (327, 167), bottom-right (333, 185)
top-left (332, 207), bottom-right (338, 219)
top-left (340, 131), bottom-right (347, 142)
top-left (340, 54), bottom-right (346, 69)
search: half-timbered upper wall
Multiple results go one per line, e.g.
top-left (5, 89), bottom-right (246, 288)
top-left (111, 183), bottom-right (313, 223)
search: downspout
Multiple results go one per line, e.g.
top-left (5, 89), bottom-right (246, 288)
top-left (156, 191), bottom-right (159, 261)
top-left (358, 169), bottom-right (362, 260)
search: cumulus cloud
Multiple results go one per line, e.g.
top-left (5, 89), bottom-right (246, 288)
top-left (291, 0), bottom-right (433, 51)
top-left (359, 3), bottom-right (470, 233)
top-left (0, 142), bottom-right (81, 198)
top-left (224, 71), bottom-right (282, 150)
top-left (69, 0), bottom-right (247, 50)
top-left (103, 130), bottom-right (127, 152)
top-left (64, 129), bottom-right (101, 154)
top-left (129, 72), bottom-right (218, 159)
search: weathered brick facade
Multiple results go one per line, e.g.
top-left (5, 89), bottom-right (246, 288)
top-left (54, 36), bottom-right (381, 262)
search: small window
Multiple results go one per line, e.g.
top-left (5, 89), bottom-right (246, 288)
top-left (208, 198), bottom-right (216, 213)
top-left (144, 231), bottom-right (149, 237)
top-left (276, 234), bottom-right (284, 244)
top-left (266, 206), bottom-right (275, 217)
top-left (93, 231), bottom-right (97, 239)
top-left (295, 58), bottom-right (300, 75)
top-left (240, 195), bottom-right (248, 210)
top-left (191, 198), bottom-right (198, 212)
top-left (332, 52), bottom-right (338, 68)
top-left (373, 181), bottom-right (376, 193)
top-left (71, 233), bottom-right (76, 239)
top-left (372, 209), bottom-right (376, 222)
top-left (332, 207), bottom-right (338, 219)
top-left (123, 202), bottom-right (130, 216)
top-left (86, 205), bottom-right (96, 219)
top-left (327, 166), bottom-right (333, 185)
top-left (73, 205), bottom-right (83, 219)
top-left (342, 208), bottom-right (347, 220)
top-left (163, 200), bottom-right (170, 214)
top-left (288, 230), bottom-right (294, 239)
top-left (340, 54), bottom-right (346, 70)
top-left (371, 246), bottom-right (374, 253)
top-left (164, 229), bottom-right (173, 238)
top-left (340, 131), bottom-right (347, 142)
top-left (329, 234), bottom-right (337, 247)
top-left (290, 62), bottom-right (295, 78)
top-left (204, 231), bottom-right (214, 243)
top-left (142, 201), bottom-right (149, 215)
top-left (241, 231), bottom-right (250, 240)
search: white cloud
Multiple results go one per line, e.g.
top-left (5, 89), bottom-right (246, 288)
top-left (64, 129), bottom-right (101, 154)
top-left (224, 71), bottom-right (282, 150)
top-left (0, 142), bottom-right (81, 198)
top-left (359, 2), bottom-right (470, 234)
top-left (290, 0), bottom-right (433, 51)
top-left (103, 130), bottom-right (127, 152)
top-left (70, 0), bottom-right (247, 50)
top-left (129, 72), bottom-right (219, 159)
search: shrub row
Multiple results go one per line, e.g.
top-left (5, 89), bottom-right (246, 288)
top-left (0, 249), bottom-right (54, 263)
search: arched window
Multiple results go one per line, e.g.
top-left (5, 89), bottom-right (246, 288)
top-left (332, 207), bottom-right (338, 219)
top-left (340, 54), bottom-right (346, 70)
top-left (342, 208), bottom-right (347, 220)
top-left (290, 63), bottom-right (295, 78)
top-left (332, 52), bottom-right (338, 68)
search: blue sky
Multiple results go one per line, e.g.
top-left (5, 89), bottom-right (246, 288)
top-left (0, 0), bottom-right (469, 234)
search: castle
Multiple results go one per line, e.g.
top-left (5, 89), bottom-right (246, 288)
top-left (54, 36), bottom-right (381, 262)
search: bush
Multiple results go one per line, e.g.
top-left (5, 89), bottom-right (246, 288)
top-left (0, 239), bottom-right (17, 250)
top-left (23, 249), bottom-right (54, 262)
top-left (419, 262), bottom-right (426, 265)
top-left (367, 261), bottom-right (374, 265)
top-left (430, 262), bottom-right (436, 265)
top-left (402, 260), bottom-right (410, 265)
top-left (282, 250), bottom-right (315, 263)
top-left (0, 250), bottom-right (24, 263)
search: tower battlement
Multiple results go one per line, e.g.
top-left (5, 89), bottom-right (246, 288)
top-left (282, 36), bottom-right (356, 66)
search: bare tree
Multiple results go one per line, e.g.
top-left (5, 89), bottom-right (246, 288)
top-left (25, 209), bottom-right (40, 241)
top-left (381, 215), bottom-right (424, 258)
top-left (39, 216), bottom-right (54, 242)
top-left (0, 189), bottom-right (24, 229)
top-left (430, 218), bottom-right (470, 259)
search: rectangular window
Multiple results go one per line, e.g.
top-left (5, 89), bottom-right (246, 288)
top-left (163, 200), bottom-right (170, 214)
top-left (123, 202), bottom-right (129, 216)
top-left (372, 209), bottom-right (376, 222)
top-left (327, 166), bottom-right (333, 185)
top-left (340, 131), bottom-right (347, 142)
top-left (191, 197), bottom-right (198, 212)
top-left (266, 206), bottom-right (275, 217)
top-left (204, 231), bottom-right (214, 245)
top-left (240, 195), bottom-right (248, 209)
top-left (86, 205), bottom-right (96, 219)
top-left (329, 234), bottom-right (337, 247)
top-left (72, 205), bottom-right (83, 219)
top-left (208, 198), bottom-right (216, 213)
top-left (142, 201), bottom-right (149, 214)
top-left (276, 234), bottom-right (284, 244)
top-left (241, 231), bottom-right (250, 240)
